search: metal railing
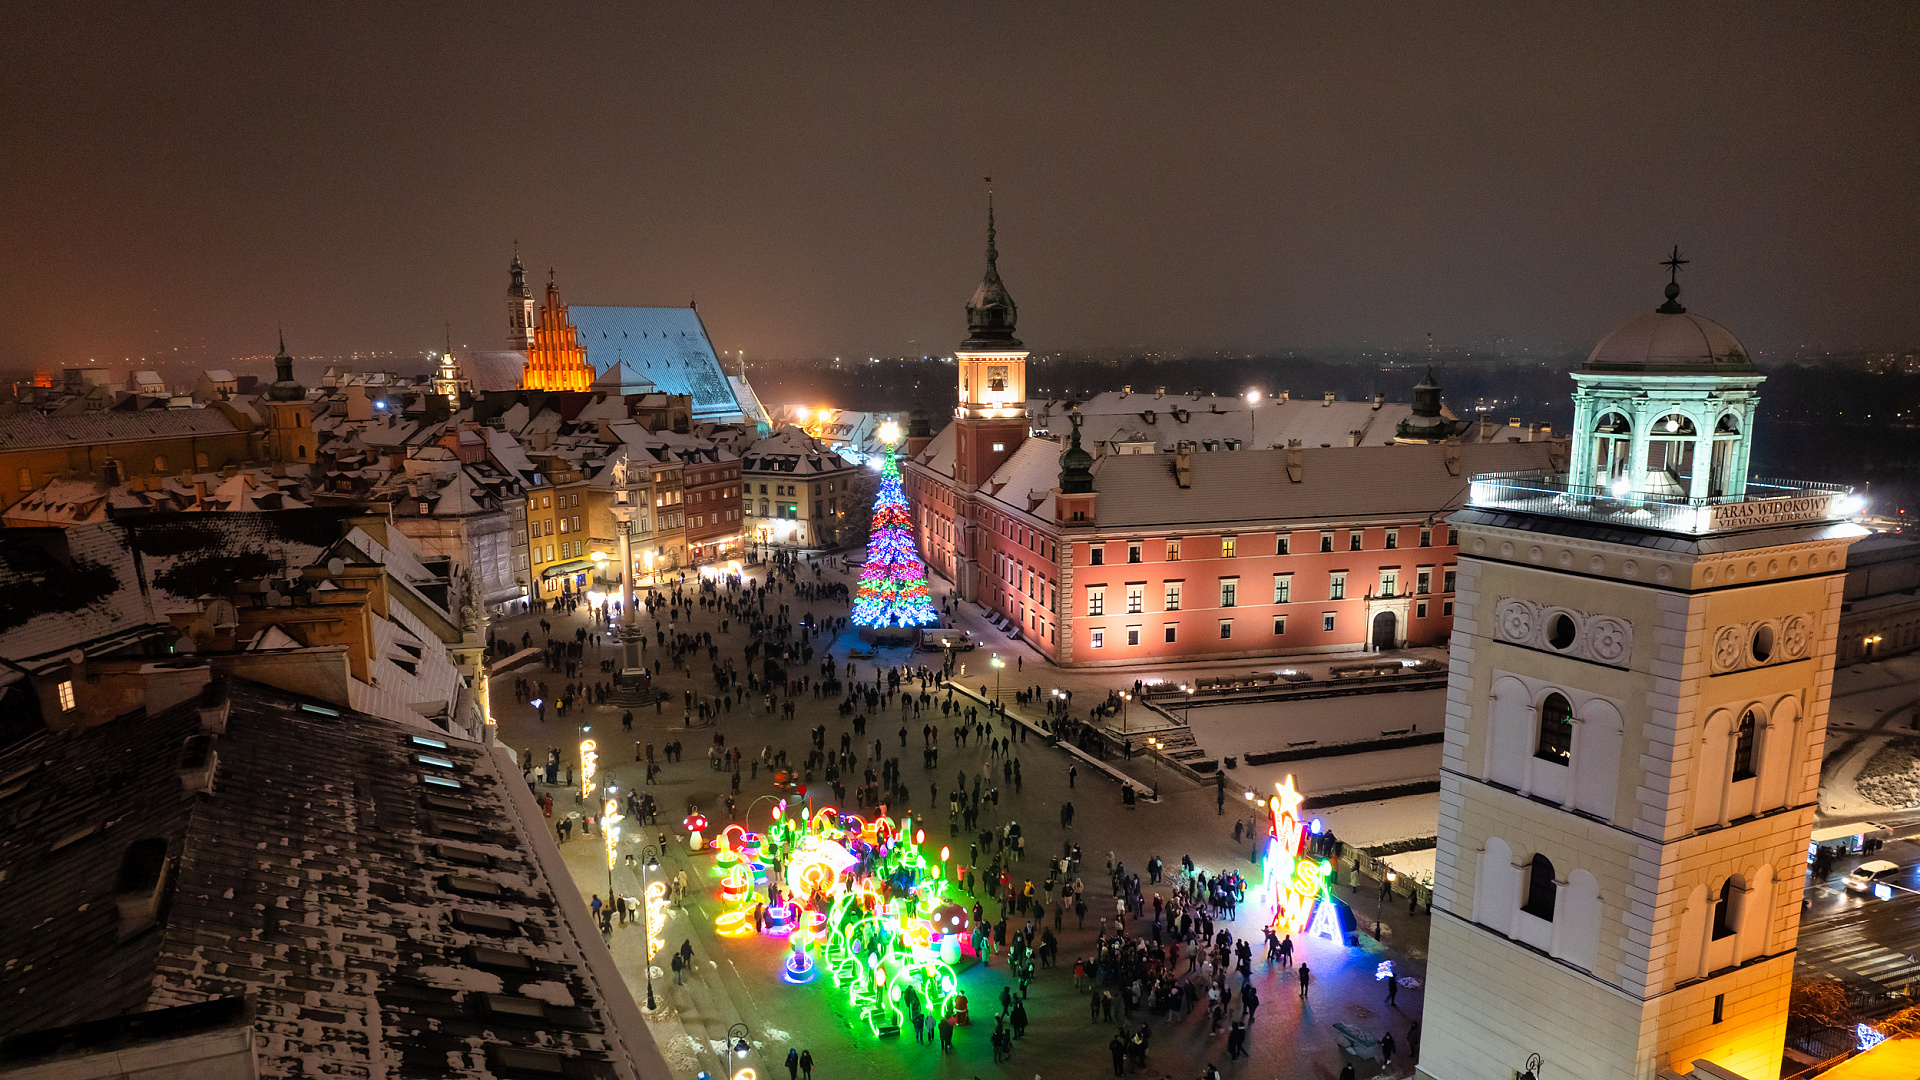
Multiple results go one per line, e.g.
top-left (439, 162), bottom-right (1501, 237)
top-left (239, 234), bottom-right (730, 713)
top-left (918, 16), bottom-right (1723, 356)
top-left (1466, 470), bottom-right (1849, 535)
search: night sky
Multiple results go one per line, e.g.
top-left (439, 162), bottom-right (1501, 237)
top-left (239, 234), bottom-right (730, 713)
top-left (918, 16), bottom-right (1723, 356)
top-left (4, 2), bottom-right (1916, 370)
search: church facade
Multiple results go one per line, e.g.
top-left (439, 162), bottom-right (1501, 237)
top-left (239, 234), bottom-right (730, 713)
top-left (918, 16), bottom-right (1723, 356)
top-left (1417, 270), bottom-right (1863, 1080)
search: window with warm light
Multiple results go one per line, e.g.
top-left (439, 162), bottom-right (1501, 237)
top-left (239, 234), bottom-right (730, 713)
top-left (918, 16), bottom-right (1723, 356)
top-left (57, 679), bottom-right (76, 712)
top-left (1166, 539), bottom-right (1181, 561)
top-left (1221, 536), bottom-right (1237, 558)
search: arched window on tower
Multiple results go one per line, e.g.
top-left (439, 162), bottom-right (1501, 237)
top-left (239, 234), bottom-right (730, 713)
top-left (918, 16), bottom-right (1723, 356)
top-left (1522, 854), bottom-right (1557, 921)
top-left (1592, 412), bottom-right (1631, 484)
top-left (1710, 877), bottom-right (1739, 940)
top-left (1536, 692), bottom-right (1573, 765)
top-left (1647, 413), bottom-right (1699, 493)
top-left (1710, 413), bottom-right (1741, 497)
top-left (1732, 710), bottom-right (1758, 782)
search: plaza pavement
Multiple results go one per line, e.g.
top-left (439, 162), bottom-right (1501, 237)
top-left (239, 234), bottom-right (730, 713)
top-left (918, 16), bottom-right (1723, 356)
top-left (487, 553), bottom-right (1433, 1080)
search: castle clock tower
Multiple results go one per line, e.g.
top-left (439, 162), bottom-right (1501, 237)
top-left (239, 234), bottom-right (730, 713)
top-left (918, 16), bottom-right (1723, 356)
top-left (952, 190), bottom-right (1029, 488)
top-left (945, 189), bottom-right (1031, 603)
top-left (1417, 261), bottom-right (1864, 1080)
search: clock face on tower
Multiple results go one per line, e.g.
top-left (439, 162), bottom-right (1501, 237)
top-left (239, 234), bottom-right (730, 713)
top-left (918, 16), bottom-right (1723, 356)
top-left (986, 365), bottom-right (1008, 393)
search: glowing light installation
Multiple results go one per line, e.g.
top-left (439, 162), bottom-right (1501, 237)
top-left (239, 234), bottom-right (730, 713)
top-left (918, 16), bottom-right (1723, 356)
top-left (712, 804), bottom-right (964, 1036)
top-left (1257, 774), bottom-right (1336, 935)
top-left (851, 440), bottom-right (939, 629)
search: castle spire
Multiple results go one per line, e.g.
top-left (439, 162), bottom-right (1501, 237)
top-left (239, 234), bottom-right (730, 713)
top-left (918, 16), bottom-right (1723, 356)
top-left (962, 179), bottom-right (1020, 349)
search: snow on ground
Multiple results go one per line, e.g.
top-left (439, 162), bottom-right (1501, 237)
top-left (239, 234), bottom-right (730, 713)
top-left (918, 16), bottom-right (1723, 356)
top-left (1312, 792), bottom-right (1441, 851)
top-left (1186, 690), bottom-right (1446, 799)
top-left (1381, 848), bottom-right (1437, 887)
top-left (1856, 737), bottom-right (1920, 810)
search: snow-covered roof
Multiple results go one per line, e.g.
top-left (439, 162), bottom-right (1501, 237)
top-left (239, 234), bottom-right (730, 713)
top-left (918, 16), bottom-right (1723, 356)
top-left (1030, 391), bottom-right (1435, 453)
top-left (1062, 438), bottom-right (1556, 530)
top-left (0, 677), bottom-right (667, 1080)
top-left (0, 405), bottom-right (242, 450)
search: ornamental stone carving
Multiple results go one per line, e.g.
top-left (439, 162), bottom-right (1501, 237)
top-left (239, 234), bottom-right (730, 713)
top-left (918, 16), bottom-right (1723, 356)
top-left (1710, 613), bottom-right (1816, 675)
top-left (1492, 597), bottom-right (1634, 668)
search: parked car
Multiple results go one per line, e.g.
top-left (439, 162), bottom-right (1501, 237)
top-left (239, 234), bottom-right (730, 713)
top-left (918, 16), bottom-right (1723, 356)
top-left (918, 629), bottom-right (975, 652)
top-left (1845, 860), bottom-right (1902, 893)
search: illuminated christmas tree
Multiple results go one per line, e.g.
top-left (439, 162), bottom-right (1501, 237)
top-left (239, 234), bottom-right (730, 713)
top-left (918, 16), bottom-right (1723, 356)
top-left (852, 427), bottom-right (940, 629)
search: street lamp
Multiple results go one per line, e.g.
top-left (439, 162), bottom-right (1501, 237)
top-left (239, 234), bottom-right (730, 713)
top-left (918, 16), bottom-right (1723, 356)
top-left (603, 790), bottom-right (622, 910)
top-left (1245, 388), bottom-right (1261, 446)
top-left (1378, 869), bottom-right (1397, 939)
top-left (639, 845), bottom-right (661, 1010)
top-left (579, 728), bottom-right (596, 805)
top-left (1119, 690), bottom-right (1131, 735)
top-left (727, 1023), bottom-right (751, 1062)
top-left (991, 654), bottom-right (1004, 704)
top-left (1145, 736), bottom-right (1161, 799)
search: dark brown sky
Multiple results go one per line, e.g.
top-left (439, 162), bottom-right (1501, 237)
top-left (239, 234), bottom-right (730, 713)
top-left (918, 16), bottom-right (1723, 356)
top-left (4, 2), bottom-right (1916, 370)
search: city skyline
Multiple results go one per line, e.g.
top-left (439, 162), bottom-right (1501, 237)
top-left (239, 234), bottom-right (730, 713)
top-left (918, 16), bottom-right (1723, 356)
top-left (4, 3), bottom-right (1918, 369)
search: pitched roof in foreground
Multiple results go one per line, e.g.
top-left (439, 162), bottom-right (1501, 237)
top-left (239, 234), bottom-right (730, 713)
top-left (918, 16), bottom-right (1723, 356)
top-left (0, 678), bottom-right (667, 1080)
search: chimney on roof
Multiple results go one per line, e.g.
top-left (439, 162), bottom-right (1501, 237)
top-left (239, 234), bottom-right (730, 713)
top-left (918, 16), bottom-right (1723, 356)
top-left (1347, 430), bottom-right (1363, 447)
top-left (1477, 416), bottom-right (1494, 443)
top-left (1444, 438), bottom-right (1462, 476)
top-left (193, 480), bottom-right (208, 505)
top-left (114, 837), bottom-right (172, 940)
top-left (102, 459), bottom-right (121, 488)
top-left (1372, 393), bottom-right (1384, 410)
top-left (1172, 443), bottom-right (1193, 488)
top-left (1285, 440), bottom-right (1304, 483)
top-left (1322, 392), bottom-right (1334, 407)
top-left (178, 733), bottom-right (218, 796)
top-left (197, 677), bottom-right (231, 734)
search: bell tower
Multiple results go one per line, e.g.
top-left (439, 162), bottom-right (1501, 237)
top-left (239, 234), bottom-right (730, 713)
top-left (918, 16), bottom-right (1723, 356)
top-left (952, 186), bottom-right (1029, 488)
top-left (1418, 259), bottom-right (1865, 1080)
top-left (508, 249), bottom-right (535, 350)
top-left (263, 331), bottom-right (315, 465)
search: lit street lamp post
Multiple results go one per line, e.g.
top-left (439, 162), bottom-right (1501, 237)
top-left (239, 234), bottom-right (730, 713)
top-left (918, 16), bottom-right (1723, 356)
top-left (1145, 736), bottom-right (1162, 799)
top-left (579, 727), bottom-right (596, 805)
top-left (639, 845), bottom-right (660, 1010)
top-left (991, 654), bottom-right (1004, 704)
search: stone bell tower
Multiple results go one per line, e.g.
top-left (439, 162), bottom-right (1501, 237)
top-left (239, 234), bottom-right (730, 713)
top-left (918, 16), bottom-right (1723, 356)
top-left (1418, 256), bottom-right (1865, 1080)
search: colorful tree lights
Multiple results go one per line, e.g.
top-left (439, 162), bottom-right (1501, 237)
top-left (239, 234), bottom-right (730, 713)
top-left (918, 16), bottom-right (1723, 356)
top-left (1258, 774), bottom-right (1336, 935)
top-left (851, 443), bottom-right (939, 629)
top-left (709, 803), bottom-right (965, 1036)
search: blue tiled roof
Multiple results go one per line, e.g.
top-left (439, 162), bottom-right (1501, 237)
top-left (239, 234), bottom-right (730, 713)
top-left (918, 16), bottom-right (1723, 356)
top-left (567, 307), bottom-right (740, 419)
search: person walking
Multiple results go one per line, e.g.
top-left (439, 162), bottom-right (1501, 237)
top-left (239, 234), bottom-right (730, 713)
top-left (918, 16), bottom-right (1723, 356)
top-left (1386, 973), bottom-right (1400, 1006)
top-left (1298, 962), bottom-right (1311, 1000)
top-left (1381, 1030), bottom-right (1397, 1066)
top-left (784, 1049), bottom-right (799, 1080)
top-left (799, 1050), bottom-right (813, 1080)
top-left (671, 952), bottom-right (684, 985)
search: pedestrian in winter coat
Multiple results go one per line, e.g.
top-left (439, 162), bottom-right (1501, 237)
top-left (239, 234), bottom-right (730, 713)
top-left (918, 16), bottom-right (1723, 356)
top-left (1381, 1031), bottom-right (1397, 1064)
top-left (785, 1049), bottom-right (799, 1080)
top-left (798, 1050), bottom-right (813, 1080)
top-left (1298, 963), bottom-right (1311, 999)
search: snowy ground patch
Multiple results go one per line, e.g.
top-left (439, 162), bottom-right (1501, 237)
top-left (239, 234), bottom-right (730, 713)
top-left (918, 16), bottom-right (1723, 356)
top-left (1855, 737), bottom-right (1920, 810)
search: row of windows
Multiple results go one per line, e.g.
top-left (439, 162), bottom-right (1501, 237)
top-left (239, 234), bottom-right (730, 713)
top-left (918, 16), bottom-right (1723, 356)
top-left (1087, 569), bottom-right (1456, 614)
top-left (1089, 527), bottom-right (1460, 565)
top-left (1088, 612), bottom-right (1348, 647)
